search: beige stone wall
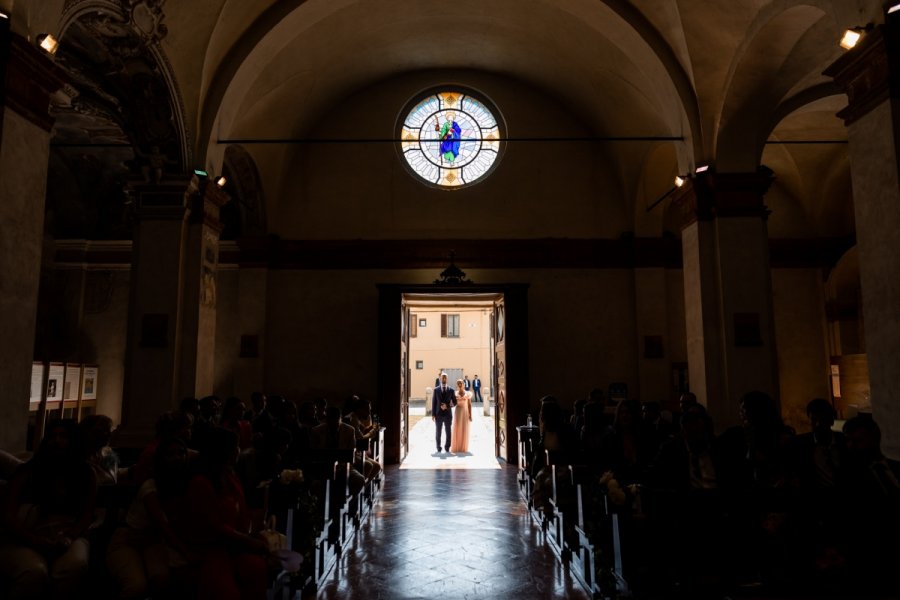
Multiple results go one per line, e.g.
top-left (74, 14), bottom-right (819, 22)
top-left (771, 268), bottom-right (830, 432)
top-left (269, 71), bottom-right (624, 241)
top-left (80, 271), bottom-right (130, 424)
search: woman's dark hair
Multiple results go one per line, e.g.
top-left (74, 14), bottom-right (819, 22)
top-left (197, 427), bottom-right (239, 491)
top-left (614, 399), bottom-right (642, 429)
top-left (155, 410), bottom-right (193, 440)
top-left (152, 436), bottom-right (190, 498)
top-left (222, 396), bottom-right (244, 421)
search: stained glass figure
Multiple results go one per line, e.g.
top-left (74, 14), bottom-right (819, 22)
top-left (400, 90), bottom-right (502, 188)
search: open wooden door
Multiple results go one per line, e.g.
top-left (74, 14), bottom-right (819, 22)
top-left (494, 296), bottom-right (507, 461)
top-left (400, 299), bottom-right (410, 462)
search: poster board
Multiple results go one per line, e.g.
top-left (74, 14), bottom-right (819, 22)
top-left (64, 364), bottom-right (81, 401)
top-left (81, 365), bottom-right (98, 400)
top-left (46, 363), bottom-right (65, 403)
top-left (30, 362), bottom-right (45, 406)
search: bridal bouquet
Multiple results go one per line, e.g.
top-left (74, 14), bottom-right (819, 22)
top-left (597, 470), bottom-right (627, 506)
top-left (279, 468), bottom-right (304, 485)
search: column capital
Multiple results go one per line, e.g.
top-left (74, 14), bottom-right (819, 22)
top-left (672, 170), bottom-right (774, 228)
top-left (2, 33), bottom-right (68, 131)
top-left (129, 177), bottom-right (192, 221)
top-left (187, 179), bottom-right (229, 234)
top-left (824, 24), bottom-right (900, 125)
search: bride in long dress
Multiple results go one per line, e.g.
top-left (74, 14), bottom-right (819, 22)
top-left (450, 378), bottom-right (472, 453)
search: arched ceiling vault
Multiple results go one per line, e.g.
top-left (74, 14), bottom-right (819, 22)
top-left (197, 0), bottom-right (699, 171)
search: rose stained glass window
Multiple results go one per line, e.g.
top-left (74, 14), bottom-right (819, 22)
top-left (400, 90), bottom-right (501, 188)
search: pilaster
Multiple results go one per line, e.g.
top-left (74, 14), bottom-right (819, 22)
top-left (826, 24), bottom-right (900, 458)
top-left (0, 30), bottom-right (65, 451)
top-left (673, 170), bottom-right (779, 430)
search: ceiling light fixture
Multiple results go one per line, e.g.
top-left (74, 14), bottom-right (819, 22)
top-left (37, 33), bottom-right (59, 55)
top-left (888, 3), bottom-right (900, 14)
top-left (193, 169), bottom-right (208, 177)
top-left (695, 165), bottom-right (709, 173)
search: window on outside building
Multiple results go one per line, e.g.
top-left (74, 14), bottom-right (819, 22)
top-left (441, 314), bottom-right (460, 338)
top-left (411, 314), bottom-right (417, 338)
top-left (416, 361), bottom-right (424, 370)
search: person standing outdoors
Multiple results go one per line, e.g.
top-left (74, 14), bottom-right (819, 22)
top-left (432, 372), bottom-right (457, 453)
top-left (472, 374), bottom-right (483, 403)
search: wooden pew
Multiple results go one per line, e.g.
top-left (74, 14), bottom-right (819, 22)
top-left (569, 471), bottom-right (629, 599)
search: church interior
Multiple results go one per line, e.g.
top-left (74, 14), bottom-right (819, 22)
top-left (1, 0), bottom-right (899, 598)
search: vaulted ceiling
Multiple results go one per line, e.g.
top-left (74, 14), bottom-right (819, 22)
top-left (12, 0), bottom-right (884, 239)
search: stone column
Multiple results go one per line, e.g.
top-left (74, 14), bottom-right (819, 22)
top-left (0, 31), bottom-right (65, 451)
top-left (118, 178), bottom-right (191, 446)
top-left (826, 24), bottom-right (900, 459)
top-left (178, 180), bottom-right (227, 401)
top-left (674, 171), bottom-right (779, 430)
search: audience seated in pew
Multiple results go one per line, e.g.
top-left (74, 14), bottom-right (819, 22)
top-left (105, 436), bottom-right (194, 600)
top-left (182, 427), bottom-right (268, 600)
top-left (310, 406), bottom-right (365, 495)
top-left (0, 419), bottom-right (96, 600)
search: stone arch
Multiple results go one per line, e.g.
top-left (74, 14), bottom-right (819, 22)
top-left (57, 0), bottom-right (191, 172)
top-left (716, 3), bottom-right (837, 171)
top-left (196, 0), bottom-right (703, 167)
top-left (220, 145), bottom-right (267, 239)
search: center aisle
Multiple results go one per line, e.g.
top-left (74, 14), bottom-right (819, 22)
top-left (316, 466), bottom-right (590, 599)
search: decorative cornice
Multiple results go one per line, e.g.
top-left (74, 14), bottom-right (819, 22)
top-left (50, 236), bottom-right (854, 271)
top-left (129, 177), bottom-right (190, 221)
top-left (2, 34), bottom-right (68, 131)
top-left (824, 24), bottom-right (899, 125)
top-left (672, 170), bottom-right (774, 227)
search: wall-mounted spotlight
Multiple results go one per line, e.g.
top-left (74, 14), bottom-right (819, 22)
top-left (193, 169), bottom-right (208, 178)
top-left (37, 33), bottom-right (59, 55)
top-left (695, 165), bottom-right (710, 173)
top-left (216, 176), bottom-right (227, 187)
top-left (674, 175), bottom-right (686, 188)
top-left (0, 11), bottom-right (9, 19)
top-left (888, 3), bottom-right (900, 14)
top-left (840, 28), bottom-right (864, 50)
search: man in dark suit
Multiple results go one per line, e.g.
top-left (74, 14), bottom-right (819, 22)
top-left (432, 372), bottom-right (457, 453)
top-left (472, 375), bottom-right (482, 403)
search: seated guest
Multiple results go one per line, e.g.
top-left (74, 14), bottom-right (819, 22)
top-left (835, 416), bottom-right (900, 590)
top-left (579, 401), bottom-right (610, 473)
top-left (570, 398), bottom-right (587, 436)
top-left (641, 401), bottom-right (675, 450)
top-left (298, 400), bottom-right (319, 429)
top-left (599, 399), bottom-right (656, 485)
top-left (0, 419), bottom-right (96, 600)
top-left (191, 395), bottom-right (221, 451)
top-left (221, 397), bottom-right (253, 450)
top-left (314, 397), bottom-right (328, 424)
top-left (789, 398), bottom-right (845, 490)
top-left (128, 410), bottom-right (196, 486)
top-left (79, 414), bottom-right (120, 485)
top-left (531, 397), bottom-right (577, 513)
top-left (348, 397), bottom-right (382, 481)
top-left (645, 404), bottom-right (722, 492)
top-left (243, 391), bottom-right (267, 423)
top-left (237, 427), bottom-right (293, 510)
top-left (274, 399), bottom-right (309, 469)
top-left (183, 428), bottom-right (268, 600)
top-left (106, 437), bottom-right (194, 599)
top-left (311, 406), bottom-right (365, 495)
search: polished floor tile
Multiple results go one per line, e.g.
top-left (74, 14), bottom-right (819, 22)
top-left (316, 465), bottom-right (589, 600)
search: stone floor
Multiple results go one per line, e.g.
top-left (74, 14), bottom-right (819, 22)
top-left (316, 465), bottom-right (590, 600)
